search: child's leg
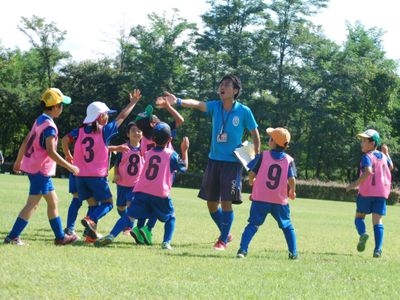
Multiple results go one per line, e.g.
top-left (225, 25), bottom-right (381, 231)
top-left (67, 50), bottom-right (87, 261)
top-left (163, 216), bottom-right (175, 243)
top-left (117, 205), bottom-right (127, 217)
top-left (43, 191), bottom-right (65, 240)
top-left (282, 225), bottom-right (297, 256)
top-left (372, 213), bottom-right (384, 252)
top-left (109, 215), bottom-right (132, 238)
top-left (89, 199), bottom-right (113, 223)
top-left (354, 212), bottom-right (367, 236)
top-left (272, 204), bottom-right (297, 257)
top-left (7, 195), bottom-right (41, 239)
top-left (66, 193), bottom-right (82, 231)
top-left (145, 214), bottom-right (157, 231)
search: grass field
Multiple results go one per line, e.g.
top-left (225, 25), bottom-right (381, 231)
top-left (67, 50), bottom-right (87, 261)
top-left (1, 174), bottom-right (400, 299)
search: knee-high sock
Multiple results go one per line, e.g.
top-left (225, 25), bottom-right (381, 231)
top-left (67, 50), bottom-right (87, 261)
top-left (355, 218), bottom-right (366, 236)
top-left (110, 215), bottom-right (131, 238)
top-left (146, 215), bottom-right (157, 231)
top-left (66, 197), bottom-right (82, 230)
top-left (49, 216), bottom-right (64, 240)
top-left (239, 223), bottom-right (258, 252)
top-left (90, 203), bottom-right (113, 223)
top-left (373, 224), bottom-right (384, 251)
top-left (117, 208), bottom-right (134, 228)
top-left (210, 208), bottom-right (222, 232)
top-left (220, 210), bottom-right (234, 243)
top-left (8, 217), bottom-right (28, 239)
top-left (163, 216), bottom-right (176, 243)
top-left (283, 225), bottom-right (297, 255)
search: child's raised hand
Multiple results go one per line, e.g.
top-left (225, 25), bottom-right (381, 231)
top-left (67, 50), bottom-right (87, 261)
top-left (381, 144), bottom-right (389, 156)
top-left (181, 136), bottom-right (189, 151)
top-left (155, 97), bottom-right (167, 109)
top-left (129, 89), bottom-right (142, 104)
top-left (158, 92), bottom-right (177, 106)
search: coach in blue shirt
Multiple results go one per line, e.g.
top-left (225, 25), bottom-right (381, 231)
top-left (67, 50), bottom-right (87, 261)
top-left (157, 74), bottom-right (260, 251)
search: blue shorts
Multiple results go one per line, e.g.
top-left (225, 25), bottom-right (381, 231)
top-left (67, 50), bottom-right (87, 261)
top-left (75, 177), bottom-right (112, 202)
top-left (247, 200), bottom-right (293, 229)
top-left (356, 195), bottom-right (386, 216)
top-left (28, 173), bottom-right (54, 195)
top-left (127, 192), bottom-right (174, 222)
top-left (116, 185), bottom-right (134, 207)
top-left (69, 173), bottom-right (78, 194)
top-left (198, 159), bottom-right (243, 204)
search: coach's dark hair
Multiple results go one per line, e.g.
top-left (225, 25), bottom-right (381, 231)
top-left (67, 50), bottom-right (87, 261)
top-left (219, 74), bottom-right (242, 99)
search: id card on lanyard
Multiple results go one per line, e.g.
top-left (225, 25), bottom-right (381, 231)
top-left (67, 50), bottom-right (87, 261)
top-left (217, 102), bottom-right (235, 143)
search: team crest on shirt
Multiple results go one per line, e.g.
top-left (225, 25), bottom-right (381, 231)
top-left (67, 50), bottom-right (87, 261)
top-left (232, 116), bottom-right (240, 127)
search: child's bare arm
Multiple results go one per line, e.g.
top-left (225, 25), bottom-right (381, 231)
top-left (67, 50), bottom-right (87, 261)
top-left (346, 167), bottom-right (372, 191)
top-left (382, 144), bottom-right (394, 171)
top-left (115, 89), bottom-right (141, 127)
top-left (13, 135), bottom-right (29, 173)
top-left (180, 137), bottom-right (189, 170)
top-left (61, 134), bottom-right (73, 163)
top-left (288, 177), bottom-right (296, 200)
top-left (159, 98), bottom-right (185, 128)
top-left (46, 136), bottom-right (79, 175)
top-left (248, 171), bottom-right (256, 186)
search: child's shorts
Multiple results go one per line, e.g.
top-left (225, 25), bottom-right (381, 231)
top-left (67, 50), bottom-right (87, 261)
top-left (116, 185), bottom-right (134, 207)
top-left (28, 173), bottom-right (54, 195)
top-left (69, 173), bottom-right (78, 194)
top-left (356, 195), bottom-right (386, 216)
top-left (127, 192), bottom-right (174, 222)
top-left (75, 176), bottom-right (112, 202)
top-left (248, 200), bottom-right (293, 229)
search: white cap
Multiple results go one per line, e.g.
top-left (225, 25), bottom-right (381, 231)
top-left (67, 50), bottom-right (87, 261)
top-left (83, 101), bottom-right (117, 124)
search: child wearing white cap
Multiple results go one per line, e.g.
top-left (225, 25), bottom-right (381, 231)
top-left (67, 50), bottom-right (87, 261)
top-left (4, 88), bottom-right (79, 246)
top-left (62, 89), bottom-right (141, 241)
top-left (346, 129), bottom-right (394, 258)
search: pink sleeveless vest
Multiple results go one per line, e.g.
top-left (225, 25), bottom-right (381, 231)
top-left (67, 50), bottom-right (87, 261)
top-left (140, 136), bottom-right (174, 156)
top-left (359, 152), bottom-right (391, 198)
top-left (251, 150), bottom-right (293, 205)
top-left (134, 148), bottom-right (174, 198)
top-left (116, 143), bottom-right (145, 187)
top-left (73, 126), bottom-right (109, 177)
top-left (21, 118), bottom-right (58, 176)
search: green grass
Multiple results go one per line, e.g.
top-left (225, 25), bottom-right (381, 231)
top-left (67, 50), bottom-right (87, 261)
top-left (1, 174), bottom-right (400, 299)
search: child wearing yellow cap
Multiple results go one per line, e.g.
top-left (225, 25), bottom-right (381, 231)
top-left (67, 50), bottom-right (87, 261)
top-left (237, 127), bottom-right (298, 259)
top-left (4, 88), bottom-right (79, 246)
top-left (346, 129), bottom-right (393, 258)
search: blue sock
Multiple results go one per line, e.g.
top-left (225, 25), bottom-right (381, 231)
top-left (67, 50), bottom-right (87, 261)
top-left (373, 224), bottom-right (384, 251)
top-left (8, 217), bottom-right (29, 239)
top-left (117, 208), bottom-right (134, 228)
top-left (239, 223), bottom-right (258, 252)
top-left (110, 215), bottom-right (130, 238)
top-left (90, 203), bottom-right (113, 223)
top-left (49, 217), bottom-right (64, 240)
top-left (163, 216), bottom-right (175, 243)
top-left (220, 211), bottom-right (234, 243)
top-left (146, 215), bottom-right (157, 231)
top-left (137, 219), bottom-right (145, 228)
top-left (210, 208), bottom-right (222, 232)
top-left (87, 206), bottom-right (97, 217)
top-left (66, 197), bottom-right (82, 230)
top-left (355, 218), bottom-right (366, 236)
top-left (283, 225), bottom-right (297, 255)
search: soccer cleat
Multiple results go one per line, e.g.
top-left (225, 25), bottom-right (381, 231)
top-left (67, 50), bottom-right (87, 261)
top-left (236, 249), bottom-right (247, 258)
top-left (81, 216), bottom-right (98, 239)
top-left (123, 227), bottom-right (133, 236)
top-left (54, 233), bottom-right (78, 246)
top-left (213, 239), bottom-right (227, 251)
top-left (130, 226), bottom-right (145, 245)
top-left (64, 228), bottom-right (80, 240)
top-left (3, 236), bottom-right (26, 246)
top-left (84, 236), bottom-right (97, 243)
top-left (139, 226), bottom-right (153, 245)
top-left (95, 234), bottom-right (114, 247)
top-left (288, 252), bottom-right (298, 260)
top-left (161, 242), bottom-right (172, 250)
top-left (357, 233), bottom-right (369, 252)
top-left (373, 249), bottom-right (382, 258)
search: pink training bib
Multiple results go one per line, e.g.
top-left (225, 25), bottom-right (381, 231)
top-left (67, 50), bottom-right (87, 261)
top-left (251, 150), bottom-right (293, 205)
top-left (134, 148), bottom-right (174, 198)
top-left (73, 126), bottom-right (109, 177)
top-left (21, 118), bottom-right (58, 176)
top-left (116, 143), bottom-right (145, 187)
top-left (359, 151), bottom-right (391, 198)
top-left (140, 136), bottom-right (174, 156)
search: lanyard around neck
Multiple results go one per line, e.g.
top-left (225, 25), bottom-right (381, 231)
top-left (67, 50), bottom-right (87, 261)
top-left (220, 101), bottom-right (235, 133)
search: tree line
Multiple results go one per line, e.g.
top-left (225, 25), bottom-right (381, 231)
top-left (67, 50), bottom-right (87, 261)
top-left (1, 0), bottom-right (399, 183)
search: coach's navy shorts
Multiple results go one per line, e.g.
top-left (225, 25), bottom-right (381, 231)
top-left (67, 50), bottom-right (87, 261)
top-left (356, 195), bottom-right (386, 216)
top-left (127, 192), bottom-right (174, 222)
top-left (75, 176), bottom-right (112, 202)
top-left (69, 173), bottom-right (78, 194)
top-left (247, 200), bottom-right (293, 229)
top-left (116, 185), bottom-right (134, 207)
top-left (198, 159), bottom-right (243, 204)
top-left (28, 173), bottom-right (54, 195)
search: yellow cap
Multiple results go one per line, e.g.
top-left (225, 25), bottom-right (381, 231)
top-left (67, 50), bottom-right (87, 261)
top-left (266, 127), bottom-right (291, 147)
top-left (41, 88), bottom-right (71, 107)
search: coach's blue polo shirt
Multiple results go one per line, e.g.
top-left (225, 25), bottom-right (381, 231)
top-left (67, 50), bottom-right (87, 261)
top-left (206, 100), bottom-right (257, 162)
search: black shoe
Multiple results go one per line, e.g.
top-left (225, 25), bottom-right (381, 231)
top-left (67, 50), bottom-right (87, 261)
top-left (236, 249), bottom-right (247, 258)
top-left (288, 252), bottom-right (298, 260)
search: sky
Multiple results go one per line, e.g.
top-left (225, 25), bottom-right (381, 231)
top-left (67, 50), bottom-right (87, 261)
top-left (1, 0), bottom-right (399, 63)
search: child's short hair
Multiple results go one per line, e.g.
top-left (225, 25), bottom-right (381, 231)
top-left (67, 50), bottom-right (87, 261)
top-left (266, 127), bottom-right (291, 150)
top-left (357, 129), bottom-right (381, 147)
top-left (152, 122), bottom-right (171, 146)
top-left (219, 74), bottom-right (242, 99)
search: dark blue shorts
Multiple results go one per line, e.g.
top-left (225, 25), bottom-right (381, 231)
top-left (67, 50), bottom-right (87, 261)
top-left (247, 200), bottom-right (293, 229)
top-left (356, 195), bottom-right (386, 216)
top-left (28, 173), bottom-right (54, 195)
top-left (127, 192), bottom-right (174, 222)
top-left (69, 173), bottom-right (78, 194)
top-left (116, 185), bottom-right (134, 207)
top-left (198, 159), bottom-right (243, 204)
top-left (75, 177), bottom-right (112, 202)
